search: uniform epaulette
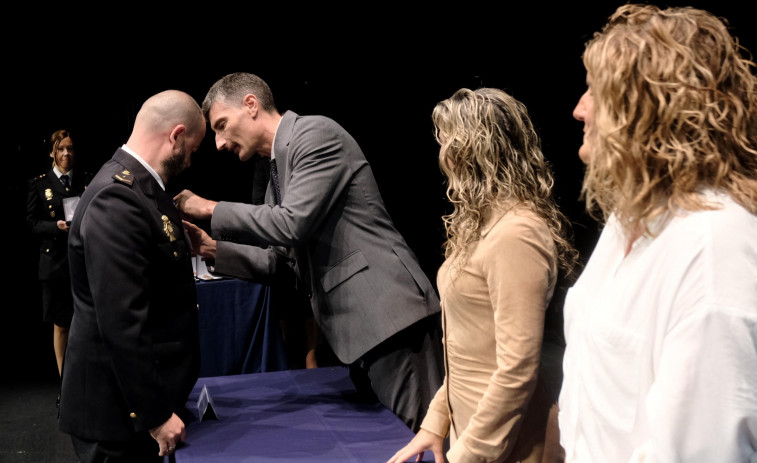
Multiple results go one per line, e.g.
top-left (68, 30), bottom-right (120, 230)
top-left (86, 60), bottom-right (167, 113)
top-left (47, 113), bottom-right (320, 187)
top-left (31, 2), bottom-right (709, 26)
top-left (29, 173), bottom-right (46, 184)
top-left (113, 169), bottom-right (134, 186)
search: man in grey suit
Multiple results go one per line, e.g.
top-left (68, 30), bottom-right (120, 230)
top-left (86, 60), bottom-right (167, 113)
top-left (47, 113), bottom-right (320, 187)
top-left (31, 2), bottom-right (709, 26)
top-left (174, 72), bottom-right (443, 431)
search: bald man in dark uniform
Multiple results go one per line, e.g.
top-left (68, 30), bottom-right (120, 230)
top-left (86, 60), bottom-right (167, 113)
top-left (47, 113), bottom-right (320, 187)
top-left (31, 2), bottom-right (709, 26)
top-left (59, 90), bottom-right (206, 462)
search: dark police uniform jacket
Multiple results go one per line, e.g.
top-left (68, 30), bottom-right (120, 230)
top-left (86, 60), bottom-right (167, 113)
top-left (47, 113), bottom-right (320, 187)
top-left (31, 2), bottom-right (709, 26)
top-left (59, 148), bottom-right (200, 441)
top-left (27, 169), bottom-right (91, 280)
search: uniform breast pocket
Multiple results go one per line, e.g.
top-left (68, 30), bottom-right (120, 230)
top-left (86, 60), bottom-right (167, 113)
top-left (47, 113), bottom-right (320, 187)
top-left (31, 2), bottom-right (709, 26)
top-left (157, 241), bottom-right (188, 263)
top-left (583, 322), bottom-right (645, 432)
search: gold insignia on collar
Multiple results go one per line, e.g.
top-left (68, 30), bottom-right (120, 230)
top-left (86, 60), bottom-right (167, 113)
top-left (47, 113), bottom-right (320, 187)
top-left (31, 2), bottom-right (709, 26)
top-left (122, 170), bottom-right (131, 175)
top-left (162, 215), bottom-right (177, 242)
top-left (45, 188), bottom-right (53, 200)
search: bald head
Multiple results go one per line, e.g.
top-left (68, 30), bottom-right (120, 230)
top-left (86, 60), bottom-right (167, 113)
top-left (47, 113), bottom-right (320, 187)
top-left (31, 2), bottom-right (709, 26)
top-left (135, 90), bottom-right (205, 136)
top-left (126, 90), bottom-right (207, 183)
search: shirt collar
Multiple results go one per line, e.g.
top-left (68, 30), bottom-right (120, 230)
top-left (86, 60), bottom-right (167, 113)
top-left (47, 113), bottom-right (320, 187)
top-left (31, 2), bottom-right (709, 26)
top-left (53, 166), bottom-right (73, 180)
top-left (121, 144), bottom-right (165, 190)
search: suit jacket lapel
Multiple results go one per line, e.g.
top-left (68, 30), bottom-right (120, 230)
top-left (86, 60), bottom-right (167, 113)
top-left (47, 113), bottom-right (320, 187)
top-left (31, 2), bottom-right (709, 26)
top-left (46, 170), bottom-right (69, 196)
top-left (272, 111), bottom-right (298, 200)
top-left (271, 111), bottom-right (313, 292)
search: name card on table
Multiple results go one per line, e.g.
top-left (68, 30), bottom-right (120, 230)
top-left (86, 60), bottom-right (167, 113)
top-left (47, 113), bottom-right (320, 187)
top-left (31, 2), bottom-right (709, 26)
top-left (196, 384), bottom-right (219, 421)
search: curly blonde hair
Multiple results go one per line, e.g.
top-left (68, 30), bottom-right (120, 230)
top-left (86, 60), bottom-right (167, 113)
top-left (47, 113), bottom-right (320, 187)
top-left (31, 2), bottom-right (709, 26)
top-left (433, 87), bottom-right (578, 275)
top-left (582, 4), bottom-right (757, 236)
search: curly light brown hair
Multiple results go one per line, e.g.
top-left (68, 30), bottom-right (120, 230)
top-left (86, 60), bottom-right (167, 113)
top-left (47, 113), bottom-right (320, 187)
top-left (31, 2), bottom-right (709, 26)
top-left (581, 4), bottom-right (757, 236)
top-left (433, 87), bottom-right (579, 275)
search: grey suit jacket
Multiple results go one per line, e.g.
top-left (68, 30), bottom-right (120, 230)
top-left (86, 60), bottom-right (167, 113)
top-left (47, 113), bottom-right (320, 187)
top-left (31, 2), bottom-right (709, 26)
top-left (212, 111), bottom-right (440, 363)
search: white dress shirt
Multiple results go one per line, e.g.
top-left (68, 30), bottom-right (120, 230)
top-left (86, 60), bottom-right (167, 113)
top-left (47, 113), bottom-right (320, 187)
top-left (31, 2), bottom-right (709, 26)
top-left (121, 144), bottom-right (164, 190)
top-left (53, 166), bottom-right (73, 183)
top-left (559, 190), bottom-right (757, 462)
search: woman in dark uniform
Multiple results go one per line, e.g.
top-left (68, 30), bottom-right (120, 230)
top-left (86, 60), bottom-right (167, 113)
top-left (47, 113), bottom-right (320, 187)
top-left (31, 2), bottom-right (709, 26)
top-left (27, 129), bottom-right (91, 380)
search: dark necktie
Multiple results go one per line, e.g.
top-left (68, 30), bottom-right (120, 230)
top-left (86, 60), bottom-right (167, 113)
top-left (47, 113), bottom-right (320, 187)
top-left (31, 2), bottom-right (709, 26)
top-left (60, 174), bottom-right (70, 191)
top-left (270, 158), bottom-right (282, 205)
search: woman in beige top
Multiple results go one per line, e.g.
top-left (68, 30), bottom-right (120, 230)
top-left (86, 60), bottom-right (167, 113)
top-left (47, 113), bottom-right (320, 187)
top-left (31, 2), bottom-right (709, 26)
top-left (387, 88), bottom-right (578, 463)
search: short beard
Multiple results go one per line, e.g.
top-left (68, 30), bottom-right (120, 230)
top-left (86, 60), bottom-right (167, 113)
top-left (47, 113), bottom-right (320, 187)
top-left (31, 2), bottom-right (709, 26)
top-left (162, 142), bottom-right (189, 180)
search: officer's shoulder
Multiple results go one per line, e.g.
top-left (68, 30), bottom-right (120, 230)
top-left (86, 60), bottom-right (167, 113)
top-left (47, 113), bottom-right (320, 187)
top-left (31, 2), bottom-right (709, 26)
top-left (28, 173), bottom-right (47, 185)
top-left (112, 169), bottom-right (134, 187)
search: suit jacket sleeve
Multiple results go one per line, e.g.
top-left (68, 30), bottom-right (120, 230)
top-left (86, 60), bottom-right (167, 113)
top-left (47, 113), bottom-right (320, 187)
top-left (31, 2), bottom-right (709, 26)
top-left (80, 182), bottom-right (173, 431)
top-left (212, 117), bottom-right (352, 247)
top-left (214, 241), bottom-right (295, 285)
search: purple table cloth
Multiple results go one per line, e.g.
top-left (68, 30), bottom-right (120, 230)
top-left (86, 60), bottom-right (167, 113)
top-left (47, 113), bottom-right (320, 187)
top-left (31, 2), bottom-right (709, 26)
top-left (176, 367), bottom-right (429, 462)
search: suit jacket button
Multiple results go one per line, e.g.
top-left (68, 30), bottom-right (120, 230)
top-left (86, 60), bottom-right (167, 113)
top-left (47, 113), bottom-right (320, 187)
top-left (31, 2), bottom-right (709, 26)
top-left (129, 412), bottom-right (137, 418)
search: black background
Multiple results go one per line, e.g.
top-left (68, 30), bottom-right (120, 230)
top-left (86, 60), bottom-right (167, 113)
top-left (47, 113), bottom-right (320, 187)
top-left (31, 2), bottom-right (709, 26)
top-left (5, 1), bottom-right (754, 381)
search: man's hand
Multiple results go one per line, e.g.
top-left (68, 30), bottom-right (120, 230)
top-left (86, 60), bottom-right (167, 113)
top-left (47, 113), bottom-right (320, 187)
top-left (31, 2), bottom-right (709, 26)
top-left (183, 220), bottom-right (217, 259)
top-left (174, 189), bottom-right (218, 221)
top-left (56, 220), bottom-right (70, 232)
top-left (149, 413), bottom-right (186, 457)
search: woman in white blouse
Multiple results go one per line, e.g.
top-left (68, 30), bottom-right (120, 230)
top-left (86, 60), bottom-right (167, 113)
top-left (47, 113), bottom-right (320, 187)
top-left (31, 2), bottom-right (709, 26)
top-left (560, 4), bottom-right (757, 462)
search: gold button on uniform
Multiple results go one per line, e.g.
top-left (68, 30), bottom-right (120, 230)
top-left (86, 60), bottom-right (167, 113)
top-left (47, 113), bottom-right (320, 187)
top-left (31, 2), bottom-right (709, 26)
top-left (129, 412), bottom-right (137, 418)
top-left (173, 251), bottom-right (178, 257)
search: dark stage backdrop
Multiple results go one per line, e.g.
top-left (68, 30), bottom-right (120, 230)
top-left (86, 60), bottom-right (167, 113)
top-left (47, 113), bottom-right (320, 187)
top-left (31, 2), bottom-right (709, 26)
top-left (5, 1), bottom-right (754, 382)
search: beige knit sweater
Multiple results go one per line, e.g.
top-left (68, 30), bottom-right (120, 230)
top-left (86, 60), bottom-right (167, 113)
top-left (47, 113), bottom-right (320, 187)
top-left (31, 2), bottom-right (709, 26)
top-left (421, 205), bottom-right (559, 463)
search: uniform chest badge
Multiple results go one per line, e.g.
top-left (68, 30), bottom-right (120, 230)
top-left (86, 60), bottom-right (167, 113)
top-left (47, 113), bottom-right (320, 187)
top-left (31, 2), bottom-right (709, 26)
top-left (162, 215), bottom-right (177, 242)
top-left (45, 188), bottom-right (53, 200)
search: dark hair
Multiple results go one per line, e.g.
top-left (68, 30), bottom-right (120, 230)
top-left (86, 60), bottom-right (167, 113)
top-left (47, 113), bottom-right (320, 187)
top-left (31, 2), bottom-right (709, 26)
top-left (202, 72), bottom-right (278, 120)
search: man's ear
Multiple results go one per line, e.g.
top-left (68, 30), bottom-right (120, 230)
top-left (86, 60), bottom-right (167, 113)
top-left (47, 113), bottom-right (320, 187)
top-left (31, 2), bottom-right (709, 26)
top-left (170, 125), bottom-right (187, 146)
top-left (243, 94), bottom-right (258, 117)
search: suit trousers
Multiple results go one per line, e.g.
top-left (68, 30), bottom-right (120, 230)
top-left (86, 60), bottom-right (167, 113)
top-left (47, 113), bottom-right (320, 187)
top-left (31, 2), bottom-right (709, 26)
top-left (349, 312), bottom-right (444, 432)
